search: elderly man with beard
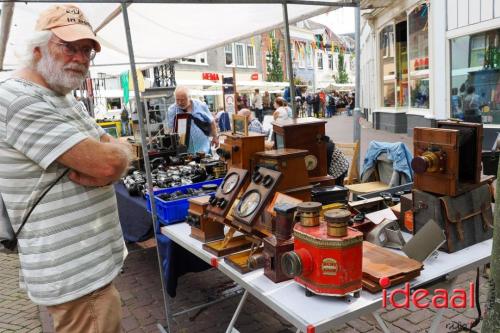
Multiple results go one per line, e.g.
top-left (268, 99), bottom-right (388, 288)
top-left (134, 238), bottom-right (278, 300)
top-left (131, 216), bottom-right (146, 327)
top-left (167, 86), bottom-right (219, 154)
top-left (0, 5), bottom-right (130, 333)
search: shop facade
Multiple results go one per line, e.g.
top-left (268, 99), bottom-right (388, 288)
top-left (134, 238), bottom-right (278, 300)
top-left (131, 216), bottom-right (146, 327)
top-left (360, 0), bottom-right (500, 145)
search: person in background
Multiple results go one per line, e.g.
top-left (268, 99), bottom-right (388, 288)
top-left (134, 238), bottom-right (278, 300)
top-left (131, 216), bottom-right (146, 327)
top-left (0, 5), bottom-right (131, 332)
top-left (463, 86), bottom-right (482, 123)
top-left (312, 92), bottom-right (320, 118)
top-left (238, 108), bottom-right (266, 135)
top-left (263, 91), bottom-right (271, 112)
top-left (347, 93), bottom-right (355, 116)
top-left (273, 97), bottom-right (289, 122)
top-left (167, 86), bottom-right (219, 153)
top-left (241, 93), bottom-right (249, 109)
top-left (252, 88), bottom-right (264, 123)
top-left (215, 107), bottom-right (231, 132)
top-left (326, 137), bottom-right (349, 186)
top-left (318, 90), bottom-right (326, 118)
top-left (120, 107), bottom-right (130, 136)
top-left (305, 92), bottom-right (314, 117)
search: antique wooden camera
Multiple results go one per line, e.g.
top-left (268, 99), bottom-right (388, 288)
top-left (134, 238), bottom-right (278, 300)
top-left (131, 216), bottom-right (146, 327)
top-left (412, 121), bottom-right (483, 196)
top-left (281, 208), bottom-right (363, 297)
top-left (254, 149), bottom-right (312, 202)
top-left (203, 168), bottom-right (253, 257)
top-left (206, 168), bottom-right (249, 224)
top-left (217, 132), bottom-right (266, 171)
top-left (187, 196), bottom-right (225, 243)
top-left (272, 117), bottom-right (334, 186)
top-left (231, 168), bottom-right (282, 234)
top-left (262, 203), bottom-right (297, 283)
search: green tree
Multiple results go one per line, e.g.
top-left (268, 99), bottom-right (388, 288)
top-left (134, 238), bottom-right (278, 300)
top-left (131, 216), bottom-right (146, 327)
top-left (335, 50), bottom-right (349, 84)
top-left (266, 33), bottom-right (284, 82)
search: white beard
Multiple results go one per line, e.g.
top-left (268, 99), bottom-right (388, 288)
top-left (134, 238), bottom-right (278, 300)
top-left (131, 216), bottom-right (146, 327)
top-left (36, 47), bottom-right (88, 95)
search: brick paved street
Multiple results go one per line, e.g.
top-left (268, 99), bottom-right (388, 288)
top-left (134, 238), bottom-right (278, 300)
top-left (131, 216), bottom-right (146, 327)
top-left (0, 252), bottom-right (42, 333)
top-left (0, 115), bottom-right (492, 333)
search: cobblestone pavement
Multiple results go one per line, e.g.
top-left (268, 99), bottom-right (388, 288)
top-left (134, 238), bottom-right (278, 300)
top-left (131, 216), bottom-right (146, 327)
top-left (0, 252), bottom-right (42, 333)
top-left (0, 115), bottom-right (491, 333)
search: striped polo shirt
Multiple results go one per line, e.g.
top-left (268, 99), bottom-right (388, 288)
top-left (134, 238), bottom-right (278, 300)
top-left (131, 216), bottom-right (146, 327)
top-left (0, 78), bottom-right (127, 306)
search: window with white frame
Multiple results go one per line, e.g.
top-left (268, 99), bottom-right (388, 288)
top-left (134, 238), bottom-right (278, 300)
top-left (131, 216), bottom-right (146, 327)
top-left (225, 45), bottom-right (234, 66)
top-left (317, 51), bottom-right (323, 70)
top-left (246, 45), bottom-right (256, 68)
top-left (298, 44), bottom-right (306, 69)
top-left (235, 43), bottom-right (246, 67)
top-left (306, 48), bottom-right (313, 69)
top-left (328, 53), bottom-right (334, 70)
top-left (180, 52), bottom-right (208, 65)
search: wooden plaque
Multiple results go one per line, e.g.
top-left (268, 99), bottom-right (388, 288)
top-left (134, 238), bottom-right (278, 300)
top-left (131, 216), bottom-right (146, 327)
top-left (362, 241), bottom-right (423, 293)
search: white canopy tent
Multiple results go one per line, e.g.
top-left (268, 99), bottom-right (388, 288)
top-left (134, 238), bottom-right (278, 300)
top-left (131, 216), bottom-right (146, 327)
top-left (1, 1), bottom-right (350, 71)
top-left (0, 2), bottom-right (361, 332)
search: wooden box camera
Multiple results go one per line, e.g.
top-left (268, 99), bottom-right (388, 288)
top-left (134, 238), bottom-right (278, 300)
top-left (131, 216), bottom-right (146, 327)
top-left (217, 132), bottom-right (266, 171)
top-left (263, 203), bottom-right (296, 283)
top-left (412, 121), bottom-right (482, 196)
top-left (187, 196), bottom-right (225, 243)
top-left (254, 149), bottom-right (312, 202)
top-left (272, 117), bottom-right (333, 185)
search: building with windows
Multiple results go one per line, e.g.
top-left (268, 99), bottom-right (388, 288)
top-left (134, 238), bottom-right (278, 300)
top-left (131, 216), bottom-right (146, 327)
top-left (261, 21), bottom-right (354, 92)
top-left (360, 0), bottom-right (500, 146)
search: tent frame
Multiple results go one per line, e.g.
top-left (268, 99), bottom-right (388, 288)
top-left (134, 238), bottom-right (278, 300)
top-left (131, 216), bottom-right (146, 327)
top-left (2, 1), bottom-right (361, 332)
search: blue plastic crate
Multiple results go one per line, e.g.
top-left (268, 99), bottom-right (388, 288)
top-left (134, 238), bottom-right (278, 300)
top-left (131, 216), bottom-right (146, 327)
top-left (145, 178), bottom-right (223, 225)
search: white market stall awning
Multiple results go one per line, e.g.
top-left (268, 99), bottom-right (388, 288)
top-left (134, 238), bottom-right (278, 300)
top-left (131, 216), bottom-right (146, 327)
top-left (1, 1), bottom-right (354, 73)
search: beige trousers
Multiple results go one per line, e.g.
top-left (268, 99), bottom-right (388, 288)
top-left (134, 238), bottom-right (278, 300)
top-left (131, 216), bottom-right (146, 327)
top-left (47, 283), bottom-right (122, 333)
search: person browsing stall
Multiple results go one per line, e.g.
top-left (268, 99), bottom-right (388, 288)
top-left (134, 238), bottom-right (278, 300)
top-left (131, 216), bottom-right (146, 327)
top-left (238, 108), bottom-right (274, 150)
top-left (167, 86), bottom-right (219, 154)
top-left (238, 108), bottom-right (266, 135)
top-left (0, 5), bottom-right (131, 333)
top-left (273, 97), bottom-right (290, 122)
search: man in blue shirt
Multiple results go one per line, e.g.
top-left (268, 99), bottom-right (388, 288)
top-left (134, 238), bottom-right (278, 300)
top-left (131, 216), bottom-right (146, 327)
top-left (167, 87), bottom-right (218, 153)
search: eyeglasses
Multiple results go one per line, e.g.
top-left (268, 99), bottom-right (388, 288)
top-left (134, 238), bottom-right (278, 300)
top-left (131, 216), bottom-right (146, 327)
top-left (50, 41), bottom-right (96, 61)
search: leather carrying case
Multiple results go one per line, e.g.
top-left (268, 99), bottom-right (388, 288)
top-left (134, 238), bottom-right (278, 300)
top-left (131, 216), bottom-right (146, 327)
top-left (413, 184), bottom-right (493, 253)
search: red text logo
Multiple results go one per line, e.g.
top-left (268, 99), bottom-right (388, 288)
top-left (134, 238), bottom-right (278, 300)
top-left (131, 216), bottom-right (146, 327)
top-left (381, 280), bottom-right (475, 309)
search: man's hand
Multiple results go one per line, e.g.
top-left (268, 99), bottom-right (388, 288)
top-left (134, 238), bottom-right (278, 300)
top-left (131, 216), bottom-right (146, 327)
top-left (68, 170), bottom-right (113, 187)
top-left (58, 136), bottom-right (133, 187)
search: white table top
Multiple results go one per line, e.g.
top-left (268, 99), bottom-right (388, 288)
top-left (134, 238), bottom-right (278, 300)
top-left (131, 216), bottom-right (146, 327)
top-left (161, 223), bottom-right (492, 333)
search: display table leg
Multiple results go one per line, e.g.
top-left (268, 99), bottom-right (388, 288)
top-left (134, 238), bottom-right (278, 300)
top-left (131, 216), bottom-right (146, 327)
top-left (225, 290), bottom-right (249, 333)
top-left (372, 311), bottom-right (391, 333)
top-left (428, 277), bottom-right (458, 333)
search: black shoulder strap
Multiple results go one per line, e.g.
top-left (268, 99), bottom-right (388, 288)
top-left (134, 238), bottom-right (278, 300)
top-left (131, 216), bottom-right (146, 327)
top-left (1, 169), bottom-right (70, 251)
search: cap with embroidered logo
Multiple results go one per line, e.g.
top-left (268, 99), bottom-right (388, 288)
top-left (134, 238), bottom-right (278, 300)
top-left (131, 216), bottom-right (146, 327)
top-left (35, 4), bottom-right (101, 52)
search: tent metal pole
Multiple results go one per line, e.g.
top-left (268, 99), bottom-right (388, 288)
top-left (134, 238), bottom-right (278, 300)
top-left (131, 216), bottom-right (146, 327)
top-left (282, 1), bottom-right (296, 117)
top-left (5, 0), bottom-right (358, 7)
top-left (353, 0), bottom-right (361, 171)
top-left (0, 1), bottom-right (14, 71)
top-left (121, 3), bottom-right (173, 333)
